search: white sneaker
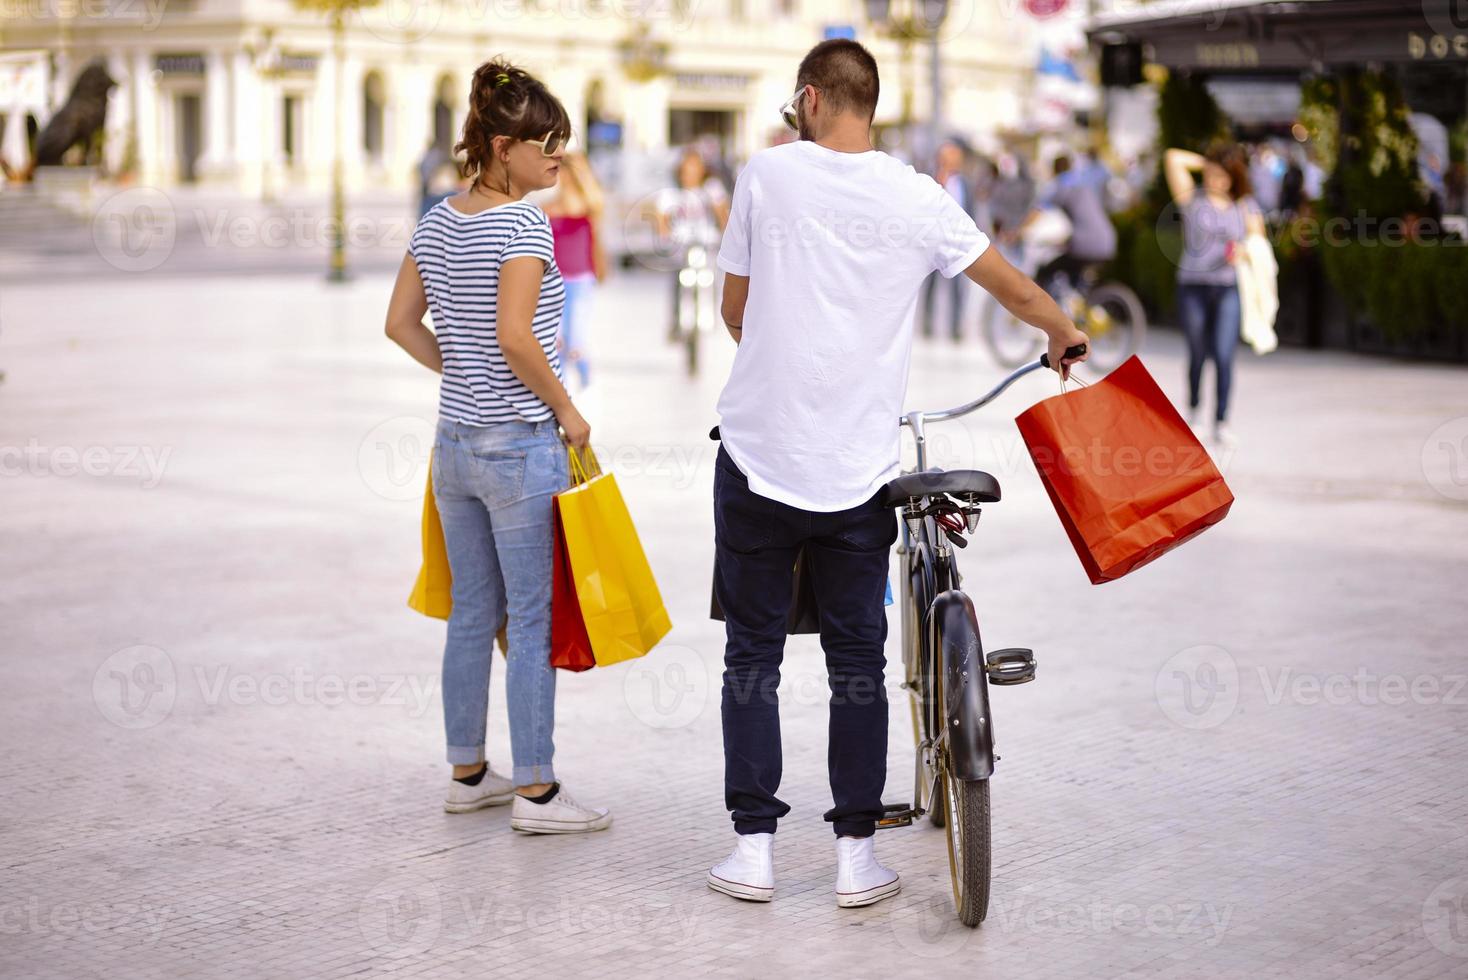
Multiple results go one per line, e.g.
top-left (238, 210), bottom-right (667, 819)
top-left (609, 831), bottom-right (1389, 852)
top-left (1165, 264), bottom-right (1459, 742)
top-left (509, 784), bottom-right (612, 835)
top-left (1214, 422), bottom-right (1238, 448)
top-left (707, 832), bottom-right (775, 902)
top-left (443, 766), bottom-right (515, 813)
top-left (835, 836), bottom-right (901, 908)
top-left (1187, 406), bottom-right (1201, 428)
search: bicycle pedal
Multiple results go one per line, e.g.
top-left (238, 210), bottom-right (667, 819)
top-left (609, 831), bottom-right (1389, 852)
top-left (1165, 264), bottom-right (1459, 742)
top-left (986, 647), bottom-right (1037, 685)
top-left (876, 803), bottom-right (916, 829)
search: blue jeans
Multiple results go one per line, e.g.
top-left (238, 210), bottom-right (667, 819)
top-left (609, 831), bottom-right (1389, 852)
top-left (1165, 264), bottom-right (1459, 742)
top-left (713, 446), bottom-right (897, 838)
top-left (1176, 282), bottom-right (1241, 423)
top-left (558, 275), bottom-right (595, 388)
top-left (433, 418), bottom-right (568, 784)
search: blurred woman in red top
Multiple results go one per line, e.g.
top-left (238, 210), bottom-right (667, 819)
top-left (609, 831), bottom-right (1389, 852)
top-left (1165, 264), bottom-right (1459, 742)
top-left (545, 153), bottom-right (606, 389)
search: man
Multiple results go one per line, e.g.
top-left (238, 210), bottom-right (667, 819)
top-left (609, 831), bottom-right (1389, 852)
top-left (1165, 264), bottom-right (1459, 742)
top-left (919, 140), bottom-right (972, 340)
top-left (708, 39), bottom-right (1087, 909)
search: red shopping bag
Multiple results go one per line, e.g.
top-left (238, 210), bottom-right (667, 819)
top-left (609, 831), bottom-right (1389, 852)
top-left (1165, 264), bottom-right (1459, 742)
top-left (550, 498), bottom-right (596, 671)
top-left (1015, 355), bottom-right (1234, 584)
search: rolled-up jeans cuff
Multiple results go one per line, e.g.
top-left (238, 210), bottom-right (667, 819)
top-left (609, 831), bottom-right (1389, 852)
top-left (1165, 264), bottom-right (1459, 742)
top-left (514, 763), bottom-right (555, 786)
top-left (447, 745), bottom-right (485, 766)
top-left (833, 820), bottom-right (875, 839)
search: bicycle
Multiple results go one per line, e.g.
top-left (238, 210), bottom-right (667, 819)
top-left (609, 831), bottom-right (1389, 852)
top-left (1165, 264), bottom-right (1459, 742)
top-left (984, 261), bottom-right (1144, 373)
top-left (873, 343), bottom-right (1087, 927)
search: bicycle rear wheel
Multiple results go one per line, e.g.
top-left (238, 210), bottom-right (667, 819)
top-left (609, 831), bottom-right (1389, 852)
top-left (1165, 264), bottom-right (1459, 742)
top-left (940, 762), bottom-right (991, 927)
top-left (1082, 282), bottom-right (1146, 372)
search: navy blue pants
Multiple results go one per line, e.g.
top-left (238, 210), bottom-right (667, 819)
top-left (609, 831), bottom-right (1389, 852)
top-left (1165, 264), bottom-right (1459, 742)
top-left (713, 446), bottom-right (897, 838)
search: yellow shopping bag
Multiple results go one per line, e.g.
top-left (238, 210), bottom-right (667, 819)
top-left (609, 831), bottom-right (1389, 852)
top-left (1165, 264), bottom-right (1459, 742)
top-left (407, 457), bottom-right (453, 620)
top-left (556, 447), bottom-right (672, 666)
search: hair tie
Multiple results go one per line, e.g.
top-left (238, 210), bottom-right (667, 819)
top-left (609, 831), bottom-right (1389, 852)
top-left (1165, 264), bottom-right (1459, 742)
top-left (494, 73), bottom-right (511, 88)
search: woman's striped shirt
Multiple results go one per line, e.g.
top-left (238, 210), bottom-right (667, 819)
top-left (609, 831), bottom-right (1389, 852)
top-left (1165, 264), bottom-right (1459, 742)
top-left (409, 199), bottom-right (566, 426)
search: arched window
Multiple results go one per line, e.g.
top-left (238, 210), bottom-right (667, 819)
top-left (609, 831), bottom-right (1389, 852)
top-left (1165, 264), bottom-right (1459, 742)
top-left (363, 71), bottom-right (385, 162)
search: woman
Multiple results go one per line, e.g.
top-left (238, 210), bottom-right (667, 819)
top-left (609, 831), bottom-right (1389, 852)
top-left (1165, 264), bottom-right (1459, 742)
top-left (384, 59), bottom-right (609, 834)
top-left (544, 153), bottom-right (606, 389)
top-left (657, 148), bottom-right (729, 339)
top-left (1164, 143), bottom-right (1265, 447)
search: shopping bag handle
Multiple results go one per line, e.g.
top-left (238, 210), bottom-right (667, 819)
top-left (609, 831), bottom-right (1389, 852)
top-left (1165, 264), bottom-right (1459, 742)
top-left (567, 445), bottom-right (602, 486)
top-left (1040, 343), bottom-right (1091, 395)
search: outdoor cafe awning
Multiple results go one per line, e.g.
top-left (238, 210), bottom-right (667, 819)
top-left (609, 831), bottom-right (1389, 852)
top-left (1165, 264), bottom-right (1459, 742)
top-left (1088, 0), bottom-right (1465, 74)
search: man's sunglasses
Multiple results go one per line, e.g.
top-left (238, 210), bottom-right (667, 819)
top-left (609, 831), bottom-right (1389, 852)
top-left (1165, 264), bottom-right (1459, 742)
top-left (523, 130), bottom-right (571, 156)
top-left (778, 86), bottom-right (811, 132)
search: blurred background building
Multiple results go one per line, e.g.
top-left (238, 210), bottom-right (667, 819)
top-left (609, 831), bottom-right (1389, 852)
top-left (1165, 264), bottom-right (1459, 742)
top-left (0, 0), bottom-right (1068, 197)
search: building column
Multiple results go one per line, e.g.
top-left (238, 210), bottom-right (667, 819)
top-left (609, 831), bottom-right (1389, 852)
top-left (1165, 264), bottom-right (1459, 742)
top-left (130, 48), bottom-right (161, 185)
top-left (198, 48), bottom-right (231, 182)
top-left (231, 49), bottom-right (263, 197)
top-left (103, 52), bottom-right (131, 176)
top-left (343, 57), bottom-right (365, 193)
top-left (2, 100), bottom-right (23, 169)
top-left (395, 66), bottom-right (433, 193)
top-left (621, 76), bottom-right (670, 153)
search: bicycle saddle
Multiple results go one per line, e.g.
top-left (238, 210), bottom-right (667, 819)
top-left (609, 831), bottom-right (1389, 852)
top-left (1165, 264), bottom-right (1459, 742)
top-left (880, 469), bottom-right (1001, 507)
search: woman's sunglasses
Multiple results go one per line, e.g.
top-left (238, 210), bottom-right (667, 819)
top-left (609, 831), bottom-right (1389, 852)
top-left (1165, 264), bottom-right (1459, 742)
top-left (523, 130), bottom-right (571, 157)
top-left (778, 87), bottom-right (810, 132)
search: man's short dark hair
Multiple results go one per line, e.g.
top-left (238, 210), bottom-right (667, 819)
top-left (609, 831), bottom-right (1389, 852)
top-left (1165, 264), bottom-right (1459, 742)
top-left (797, 39), bottom-right (880, 120)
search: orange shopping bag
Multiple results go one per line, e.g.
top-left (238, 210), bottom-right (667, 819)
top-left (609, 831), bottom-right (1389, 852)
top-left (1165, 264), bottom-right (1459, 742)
top-left (1014, 355), bottom-right (1234, 584)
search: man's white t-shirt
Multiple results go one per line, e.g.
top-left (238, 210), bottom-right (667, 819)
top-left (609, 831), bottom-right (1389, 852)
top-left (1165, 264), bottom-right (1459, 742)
top-left (715, 139), bottom-right (991, 512)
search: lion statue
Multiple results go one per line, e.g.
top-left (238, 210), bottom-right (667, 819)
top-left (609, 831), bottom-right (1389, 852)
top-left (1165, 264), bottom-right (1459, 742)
top-left (1, 59), bottom-right (117, 182)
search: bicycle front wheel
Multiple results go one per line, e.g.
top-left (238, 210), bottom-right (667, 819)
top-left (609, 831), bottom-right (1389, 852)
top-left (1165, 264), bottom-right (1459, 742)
top-left (982, 300), bottom-right (1043, 369)
top-left (940, 763), bottom-right (991, 927)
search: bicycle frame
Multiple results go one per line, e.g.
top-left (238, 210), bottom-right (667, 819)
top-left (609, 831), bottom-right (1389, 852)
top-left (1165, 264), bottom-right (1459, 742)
top-left (895, 359), bottom-right (1046, 806)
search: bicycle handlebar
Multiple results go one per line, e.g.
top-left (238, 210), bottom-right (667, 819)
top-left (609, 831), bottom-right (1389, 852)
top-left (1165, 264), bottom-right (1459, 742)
top-left (900, 344), bottom-right (1087, 428)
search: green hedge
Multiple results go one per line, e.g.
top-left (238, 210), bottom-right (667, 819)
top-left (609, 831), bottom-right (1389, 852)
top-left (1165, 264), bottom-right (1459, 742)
top-left (1318, 232), bottom-right (1468, 339)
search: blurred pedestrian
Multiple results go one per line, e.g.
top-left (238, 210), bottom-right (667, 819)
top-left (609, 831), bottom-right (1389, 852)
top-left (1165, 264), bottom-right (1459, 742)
top-left (919, 140), bottom-right (972, 340)
top-left (1249, 142), bottom-right (1285, 217)
top-left (546, 152), bottom-right (606, 390)
top-left (988, 150), bottom-right (1035, 258)
top-left (1024, 153), bottom-right (1117, 292)
top-left (657, 148), bottom-right (729, 339)
top-left (1164, 142), bottom-right (1266, 447)
top-left (417, 140), bottom-right (458, 219)
top-left (384, 59), bottom-right (611, 835)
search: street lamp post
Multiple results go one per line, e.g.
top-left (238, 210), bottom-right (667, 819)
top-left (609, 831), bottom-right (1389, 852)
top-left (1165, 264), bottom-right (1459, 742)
top-left (295, 0), bottom-right (378, 282)
top-left (863, 0), bottom-right (950, 161)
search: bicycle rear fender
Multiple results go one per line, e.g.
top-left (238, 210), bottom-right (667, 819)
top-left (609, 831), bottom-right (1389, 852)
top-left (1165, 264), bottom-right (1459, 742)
top-left (932, 589), bottom-right (995, 781)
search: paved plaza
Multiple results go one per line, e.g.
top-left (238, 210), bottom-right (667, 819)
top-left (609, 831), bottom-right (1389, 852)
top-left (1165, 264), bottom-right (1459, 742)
top-left (1, 261), bottom-right (1466, 979)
